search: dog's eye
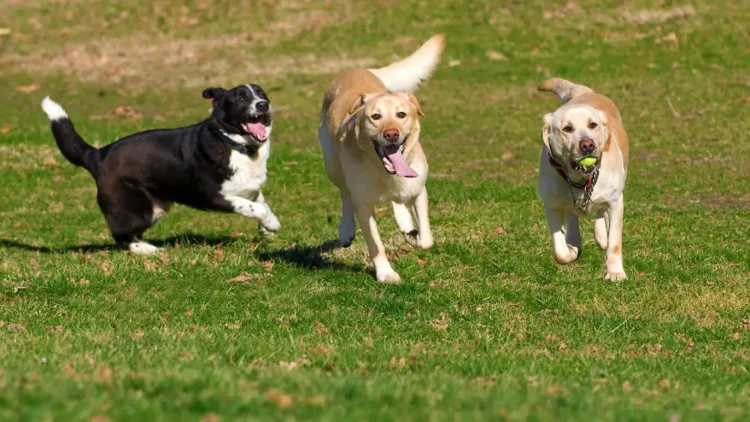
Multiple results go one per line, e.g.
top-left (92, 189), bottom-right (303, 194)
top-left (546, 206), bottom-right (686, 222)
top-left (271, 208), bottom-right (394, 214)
top-left (238, 96), bottom-right (246, 102)
top-left (371, 113), bottom-right (382, 120)
top-left (589, 121), bottom-right (598, 129)
top-left (562, 125), bottom-right (574, 133)
top-left (396, 111), bottom-right (407, 119)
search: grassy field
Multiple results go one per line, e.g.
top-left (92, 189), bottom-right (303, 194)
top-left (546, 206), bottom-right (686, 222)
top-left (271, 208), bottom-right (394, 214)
top-left (1, 0), bottom-right (749, 420)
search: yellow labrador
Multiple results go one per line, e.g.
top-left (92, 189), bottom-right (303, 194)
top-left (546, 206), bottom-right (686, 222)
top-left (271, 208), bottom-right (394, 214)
top-left (318, 35), bottom-right (444, 283)
top-left (537, 78), bottom-right (630, 281)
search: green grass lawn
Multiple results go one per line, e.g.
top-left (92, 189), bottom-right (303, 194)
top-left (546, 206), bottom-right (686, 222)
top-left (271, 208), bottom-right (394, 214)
top-left (1, 0), bottom-right (749, 420)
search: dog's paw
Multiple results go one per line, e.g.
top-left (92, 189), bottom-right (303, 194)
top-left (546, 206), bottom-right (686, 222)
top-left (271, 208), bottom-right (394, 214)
top-left (128, 241), bottom-right (159, 255)
top-left (376, 268), bottom-right (402, 284)
top-left (258, 225), bottom-right (275, 239)
top-left (375, 261), bottom-right (402, 283)
top-left (604, 270), bottom-right (628, 281)
top-left (403, 230), bottom-right (434, 250)
top-left (339, 220), bottom-right (356, 247)
top-left (554, 244), bottom-right (580, 264)
top-left (260, 213), bottom-right (280, 233)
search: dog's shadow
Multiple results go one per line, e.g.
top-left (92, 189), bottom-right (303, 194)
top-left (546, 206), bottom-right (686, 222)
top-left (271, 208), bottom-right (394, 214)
top-left (257, 239), bottom-right (366, 274)
top-left (0, 233), bottom-right (240, 254)
top-left (2, 235), bottom-right (366, 276)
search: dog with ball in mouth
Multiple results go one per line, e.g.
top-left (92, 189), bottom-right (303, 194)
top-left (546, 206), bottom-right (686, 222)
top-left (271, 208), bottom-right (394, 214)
top-left (537, 78), bottom-right (630, 281)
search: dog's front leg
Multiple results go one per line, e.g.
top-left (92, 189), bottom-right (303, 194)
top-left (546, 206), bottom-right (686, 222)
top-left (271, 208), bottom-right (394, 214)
top-left (545, 205), bottom-right (580, 264)
top-left (355, 204), bottom-right (401, 283)
top-left (604, 195), bottom-right (627, 281)
top-left (219, 195), bottom-right (268, 222)
top-left (410, 187), bottom-right (433, 250)
top-left (254, 190), bottom-right (280, 238)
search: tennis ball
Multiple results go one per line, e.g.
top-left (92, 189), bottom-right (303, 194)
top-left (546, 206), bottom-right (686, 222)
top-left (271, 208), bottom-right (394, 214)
top-left (578, 157), bottom-right (598, 168)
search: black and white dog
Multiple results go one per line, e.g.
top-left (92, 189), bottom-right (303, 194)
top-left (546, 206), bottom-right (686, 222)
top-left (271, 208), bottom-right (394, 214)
top-left (41, 84), bottom-right (280, 254)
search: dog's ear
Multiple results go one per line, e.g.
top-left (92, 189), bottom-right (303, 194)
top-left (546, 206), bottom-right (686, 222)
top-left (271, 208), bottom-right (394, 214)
top-left (597, 110), bottom-right (611, 150)
top-left (348, 94), bottom-right (367, 115)
top-left (348, 93), bottom-right (380, 115)
top-left (202, 87), bottom-right (226, 102)
top-left (396, 92), bottom-right (425, 117)
top-left (541, 113), bottom-right (553, 153)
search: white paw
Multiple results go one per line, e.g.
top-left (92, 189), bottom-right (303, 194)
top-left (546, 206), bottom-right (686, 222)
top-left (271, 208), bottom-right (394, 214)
top-left (403, 230), bottom-right (433, 250)
top-left (418, 233), bottom-right (434, 250)
top-left (376, 266), bottom-right (402, 284)
top-left (339, 219), bottom-right (356, 247)
top-left (604, 270), bottom-right (628, 281)
top-left (595, 233), bottom-right (608, 250)
top-left (129, 241), bottom-right (159, 255)
top-left (554, 244), bottom-right (579, 264)
top-left (260, 213), bottom-right (280, 233)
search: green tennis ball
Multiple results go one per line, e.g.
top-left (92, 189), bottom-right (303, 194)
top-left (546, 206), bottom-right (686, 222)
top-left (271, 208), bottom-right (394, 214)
top-left (578, 157), bottom-right (598, 168)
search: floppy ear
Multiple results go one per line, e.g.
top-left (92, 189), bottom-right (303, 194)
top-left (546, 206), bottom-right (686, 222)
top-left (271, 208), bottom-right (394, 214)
top-left (597, 110), bottom-right (611, 149)
top-left (395, 92), bottom-right (425, 116)
top-left (541, 113), bottom-right (553, 153)
top-left (202, 87), bottom-right (226, 102)
top-left (348, 93), bottom-right (367, 114)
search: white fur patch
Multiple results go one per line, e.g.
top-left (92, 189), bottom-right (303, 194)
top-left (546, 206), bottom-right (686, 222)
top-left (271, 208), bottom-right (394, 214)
top-left (41, 97), bottom-right (68, 121)
top-left (129, 241), bottom-right (159, 255)
top-left (152, 201), bottom-right (171, 223)
top-left (220, 142), bottom-right (270, 199)
top-left (220, 130), bottom-right (251, 146)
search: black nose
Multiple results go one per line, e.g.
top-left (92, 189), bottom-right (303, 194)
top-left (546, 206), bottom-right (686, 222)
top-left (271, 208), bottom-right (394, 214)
top-left (256, 101), bottom-right (269, 112)
top-left (579, 138), bottom-right (595, 154)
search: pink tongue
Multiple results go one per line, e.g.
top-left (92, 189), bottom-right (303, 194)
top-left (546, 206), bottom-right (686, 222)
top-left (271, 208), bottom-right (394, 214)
top-left (242, 122), bottom-right (267, 139)
top-left (383, 145), bottom-right (418, 178)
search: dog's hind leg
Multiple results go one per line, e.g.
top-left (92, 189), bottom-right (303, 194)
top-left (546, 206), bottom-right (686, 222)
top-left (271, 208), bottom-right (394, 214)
top-left (565, 211), bottom-right (582, 251)
top-left (98, 182), bottom-right (159, 255)
top-left (393, 201), bottom-right (416, 245)
top-left (409, 187), bottom-right (433, 250)
top-left (594, 210), bottom-right (609, 250)
top-left (339, 190), bottom-right (356, 247)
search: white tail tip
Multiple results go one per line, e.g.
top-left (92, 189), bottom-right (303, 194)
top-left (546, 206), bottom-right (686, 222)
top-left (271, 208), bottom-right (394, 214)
top-left (41, 97), bottom-right (68, 121)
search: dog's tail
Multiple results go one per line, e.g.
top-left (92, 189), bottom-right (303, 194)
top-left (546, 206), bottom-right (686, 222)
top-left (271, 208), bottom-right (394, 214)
top-left (369, 34), bottom-right (445, 93)
top-left (41, 97), bottom-right (99, 176)
top-left (538, 78), bottom-right (593, 103)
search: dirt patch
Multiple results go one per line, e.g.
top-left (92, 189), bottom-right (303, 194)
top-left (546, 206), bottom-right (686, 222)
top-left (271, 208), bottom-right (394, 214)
top-left (624, 5), bottom-right (695, 25)
top-left (2, 4), bottom-right (371, 90)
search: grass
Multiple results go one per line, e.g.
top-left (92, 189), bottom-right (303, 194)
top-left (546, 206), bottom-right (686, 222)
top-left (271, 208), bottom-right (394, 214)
top-left (1, 0), bottom-right (749, 420)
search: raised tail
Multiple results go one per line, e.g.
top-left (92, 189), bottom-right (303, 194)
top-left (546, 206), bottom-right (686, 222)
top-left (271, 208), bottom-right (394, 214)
top-left (368, 34), bottom-right (445, 93)
top-left (538, 78), bottom-right (593, 103)
top-left (41, 97), bottom-right (99, 176)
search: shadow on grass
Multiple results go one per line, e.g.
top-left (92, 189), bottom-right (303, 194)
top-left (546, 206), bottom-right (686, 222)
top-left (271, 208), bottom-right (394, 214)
top-left (257, 239), bottom-right (367, 275)
top-left (0, 233), bottom-right (240, 254)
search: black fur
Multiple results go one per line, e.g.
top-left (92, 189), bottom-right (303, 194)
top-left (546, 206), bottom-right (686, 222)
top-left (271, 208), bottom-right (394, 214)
top-left (44, 84), bottom-right (272, 248)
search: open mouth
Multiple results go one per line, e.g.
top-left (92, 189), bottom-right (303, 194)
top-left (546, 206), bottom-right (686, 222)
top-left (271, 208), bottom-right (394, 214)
top-left (373, 142), bottom-right (418, 178)
top-left (241, 114), bottom-right (271, 142)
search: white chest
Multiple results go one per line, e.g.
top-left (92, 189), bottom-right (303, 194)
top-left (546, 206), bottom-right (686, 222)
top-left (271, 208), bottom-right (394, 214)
top-left (220, 148), bottom-right (268, 199)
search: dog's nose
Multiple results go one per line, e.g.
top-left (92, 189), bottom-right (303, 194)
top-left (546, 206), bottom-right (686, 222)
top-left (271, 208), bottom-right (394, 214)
top-left (579, 138), bottom-right (595, 154)
top-left (255, 101), bottom-right (269, 112)
top-left (383, 128), bottom-right (400, 142)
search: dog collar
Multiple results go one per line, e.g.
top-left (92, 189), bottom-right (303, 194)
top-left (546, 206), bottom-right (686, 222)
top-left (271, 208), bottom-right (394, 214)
top-left (216, 130), bottom-right (259, 157)
top-left (548, 155), bottom-right (600, 210)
